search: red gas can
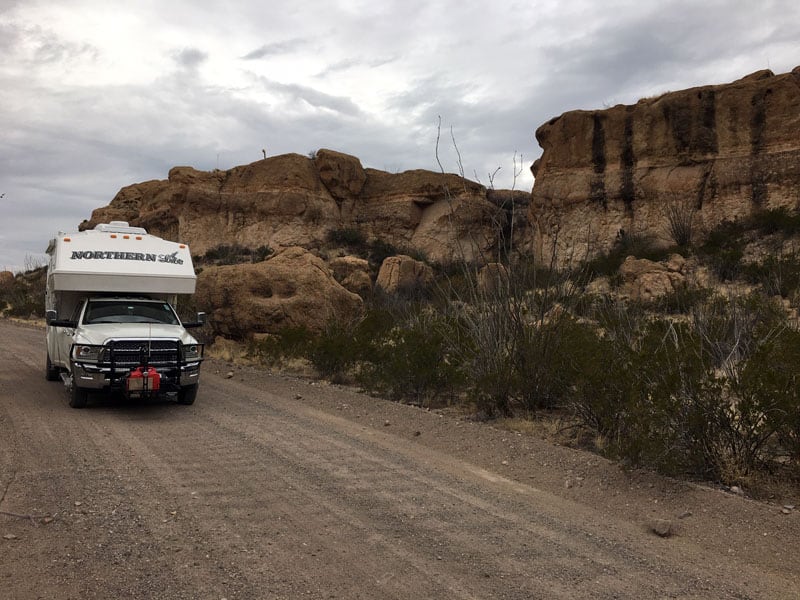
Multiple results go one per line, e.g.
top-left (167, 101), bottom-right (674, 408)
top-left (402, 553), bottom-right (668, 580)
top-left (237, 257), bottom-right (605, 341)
top-left (126, 367), bottom-right (161, 394)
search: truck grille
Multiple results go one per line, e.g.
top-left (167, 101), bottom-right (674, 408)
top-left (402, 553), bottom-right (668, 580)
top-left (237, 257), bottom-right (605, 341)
top-left (102, 340), bottom-right (180, 369)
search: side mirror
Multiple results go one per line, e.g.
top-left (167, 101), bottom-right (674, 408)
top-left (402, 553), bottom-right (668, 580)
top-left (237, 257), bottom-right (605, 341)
top-left (46, 310), bottom-right (57, 324)
top-left (183, 312), bottom-right (207, 329)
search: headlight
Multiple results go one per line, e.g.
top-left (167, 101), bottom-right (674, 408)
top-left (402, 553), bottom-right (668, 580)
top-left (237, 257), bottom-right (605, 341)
top-left (182, 344), bottom-right (203, 361)
top-left (72, 344), bottom-right (103, 362)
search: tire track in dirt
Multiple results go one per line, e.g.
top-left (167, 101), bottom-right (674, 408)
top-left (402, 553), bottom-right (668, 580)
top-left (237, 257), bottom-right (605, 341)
top-left (2, 320), bottom-right (799, 599)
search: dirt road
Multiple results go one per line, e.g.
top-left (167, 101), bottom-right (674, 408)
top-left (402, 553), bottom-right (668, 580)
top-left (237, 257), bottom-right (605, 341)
top-left (1, 320), bottom-right (798, 599)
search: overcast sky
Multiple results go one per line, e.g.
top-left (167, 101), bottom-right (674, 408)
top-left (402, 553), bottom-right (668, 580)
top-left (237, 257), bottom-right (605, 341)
top-left (1, 0), bottom-right (798, 271)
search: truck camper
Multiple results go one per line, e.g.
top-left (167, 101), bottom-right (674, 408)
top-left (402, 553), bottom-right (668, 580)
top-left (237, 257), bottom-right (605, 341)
top-left (45, 221), bottom-right (205, 408)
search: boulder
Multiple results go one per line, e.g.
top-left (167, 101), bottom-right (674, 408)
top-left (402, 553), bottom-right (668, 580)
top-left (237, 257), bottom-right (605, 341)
top-left (376, 255), bottom-right (434, 295)
top-left (314, 148), bottom-right (367, 202)
top-left (619, 256), bottom-right (686, 302)
top-left (329, 256), bottom-right (373, 297)
top-left (195, 247), bottom-right (362, 338)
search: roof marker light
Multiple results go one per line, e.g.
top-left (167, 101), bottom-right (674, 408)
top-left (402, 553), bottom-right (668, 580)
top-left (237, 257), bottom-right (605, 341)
top-left (179, 244), bottom-right (186, 249)
top-left (110, 234), bottom-right (117, 239)
top-left (63, 237), bottom-right (71, 242)
top-left (136, 236), bottom-right (142, 240)
top-left (123, 235), bottom-right (130, 239)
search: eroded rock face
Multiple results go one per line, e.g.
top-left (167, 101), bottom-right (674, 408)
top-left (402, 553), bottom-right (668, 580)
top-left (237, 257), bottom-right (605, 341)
top-left (375, 255), bottom-right (434, 295)
top-left (329, 256), bottom-right (372, 297)
top-left (314, 149), bottom-right (367, 203)
top-left (530, 67), bottom-right (800, 266)
top-left (82, 150), bottom-right (519, 265)
top-left (618, 256), bottom-right (686, 302)
top-left (195, 247), bottom-right (362, 338)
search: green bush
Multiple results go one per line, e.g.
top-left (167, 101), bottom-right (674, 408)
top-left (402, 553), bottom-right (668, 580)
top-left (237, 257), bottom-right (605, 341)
top-left (308, 319), bottom-right (361, 382)
top-left (751, 207), bottom-right (800, 237)
top-left (199, 243), bottom-right (272, 265)
top-left (742, 253), bottom-right (800, 298)
top-left (583, 231), bottom-right (676, 279)
top-left (516, 316), bottom-right (598, 412)
top-left (568, 295), bottom-right (798, 481)
top-left (250, 326), bottom-right (314, 364)
top-left (641, 284), bottom-right (712, 314)
top-left (368, 239), bottom-right (399, 267)
top-left (0, 267), bottom-right (46, 317)
top-left (358, 313), bottom-right (464, 405)
top-left (327, 228), bottom-right (367, 248)
top-left (735, 327), bottom-right (800, 463)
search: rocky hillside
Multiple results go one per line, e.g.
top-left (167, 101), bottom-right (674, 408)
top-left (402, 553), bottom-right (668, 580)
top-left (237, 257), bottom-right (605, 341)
top-left (82, 149), bottom-right (528, 266)
top-left (23, 66), bottom-right (797, 337)
top-left (80, 149), bottom-right (529, 336)
top-left (529, 66), bottom-right (800, 266)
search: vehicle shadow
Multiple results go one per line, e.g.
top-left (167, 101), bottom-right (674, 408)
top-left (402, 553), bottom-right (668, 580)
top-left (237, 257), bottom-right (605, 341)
top-left (68, 389), bottom-right (189, 416)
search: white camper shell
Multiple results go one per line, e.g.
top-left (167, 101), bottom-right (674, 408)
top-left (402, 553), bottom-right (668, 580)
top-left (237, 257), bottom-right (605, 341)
top-left (45, 221), bottom-right (205, 408)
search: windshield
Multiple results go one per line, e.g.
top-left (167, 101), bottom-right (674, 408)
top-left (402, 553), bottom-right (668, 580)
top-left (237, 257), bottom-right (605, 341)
top-left (82, 299), bottom-right (180, 325)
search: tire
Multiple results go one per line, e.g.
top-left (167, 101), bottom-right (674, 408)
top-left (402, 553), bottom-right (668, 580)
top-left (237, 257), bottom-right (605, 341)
top-left (69, 384), bottom-right (88, 408)
top-left (177, 384), bottom-right (198, 405)
top-left (45, 354), bottom-right (60, 381)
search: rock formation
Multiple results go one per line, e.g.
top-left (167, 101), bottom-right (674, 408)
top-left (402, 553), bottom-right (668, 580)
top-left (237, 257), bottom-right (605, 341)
top-left (618, 255), bottom-right (686, 302)
top-left (82, 149), bottom-right (524, 266)
top-left (375, 255), bottom-right (434, 295)
top-left (195, 247), bottom-right (362, 338)
top-left (530, 67), bottom-right (800, 266)
top-left (81, 150), bottom-right (535, 335)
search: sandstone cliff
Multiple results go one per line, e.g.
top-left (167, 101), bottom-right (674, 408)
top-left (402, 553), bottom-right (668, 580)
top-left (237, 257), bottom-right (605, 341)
top-left (83, 149), bottom-right (527, 266)
top-left (81, 150), bottom-right (532, 336)
top-left (530, 67), bottom-right (800, 266)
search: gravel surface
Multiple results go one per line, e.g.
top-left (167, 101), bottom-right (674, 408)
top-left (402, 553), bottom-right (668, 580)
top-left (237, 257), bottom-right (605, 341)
top-left (1, 319), bottom-right (798, 599)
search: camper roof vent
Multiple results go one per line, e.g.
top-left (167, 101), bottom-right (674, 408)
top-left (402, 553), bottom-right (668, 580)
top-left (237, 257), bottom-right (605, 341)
top-left (94, 221), bottom-right (148, 235)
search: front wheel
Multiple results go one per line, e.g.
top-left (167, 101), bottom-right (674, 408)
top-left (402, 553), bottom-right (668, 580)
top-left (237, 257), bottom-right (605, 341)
top-left (69, 384), bottom-right (88, 408)
top-left (177, 384), bottom-right (198, 405)
top-left (45, 354), bottom-right (60, 381)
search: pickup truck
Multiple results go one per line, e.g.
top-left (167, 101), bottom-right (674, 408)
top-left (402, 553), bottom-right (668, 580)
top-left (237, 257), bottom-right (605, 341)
top-left (45, 221), bottom-right (205, 408)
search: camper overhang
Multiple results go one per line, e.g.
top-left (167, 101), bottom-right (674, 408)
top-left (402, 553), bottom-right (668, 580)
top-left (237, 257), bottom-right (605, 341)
top-left (48, 223), bottom-right (196, 295)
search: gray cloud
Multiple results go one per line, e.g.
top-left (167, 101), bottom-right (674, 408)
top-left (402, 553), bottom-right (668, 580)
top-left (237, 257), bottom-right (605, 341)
top-left (241, 39), bottom-right (307, 60)
top-left (1, 0), bottom-right (799, 270)
top-left (173, 47), bottom-right (208, 69)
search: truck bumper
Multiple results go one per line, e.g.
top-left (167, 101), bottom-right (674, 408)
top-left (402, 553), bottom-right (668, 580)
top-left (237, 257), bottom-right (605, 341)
top-left (71, 363), bottom-right (201, 391)
top-left (72, 363), bottom-right (108, 389)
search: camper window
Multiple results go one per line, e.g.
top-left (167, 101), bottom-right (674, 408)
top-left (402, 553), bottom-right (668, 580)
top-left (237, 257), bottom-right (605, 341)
top-left (83, 299), bottom-right (180, 325)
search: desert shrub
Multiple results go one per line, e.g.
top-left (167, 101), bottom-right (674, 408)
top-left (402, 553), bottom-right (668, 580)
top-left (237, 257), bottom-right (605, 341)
top-left (641, 284), bottom-right (713, 314)
top-left (253, 245), bottom-right (273, 262)
top-left (357, 311), bottom-right (464, 405)
top-left (691, 293), bottom-right (785, 378)
top-left (250, 326), bottom-right (314, 364)
top-left (699, 220), bottom-right (746, 281)
top-left (751, 207), bottom-right (800, 237)
top-left (366, 239), bottom-right (399, 267)
top-left (516, 316), bottom-right (598, 413)
top-left (735, 327), bottom-right (800, 464)
top-left (327, 228), bottom-right (367, 249)
top-left (200, 243), bottom-right (272, 265)
top-left (742, 253), bottom-right (800, 298)
top-left (583, 231), bottom-right (673, 279)
top-left (664, 199), bottom-right (698, 247)
top-left (569, 315), bottom-right (730, 477)
top-left (0, 267), bottom-right (46, 317)
top-left (308, 319), bottom-right (361, 382)
top-left (569, 294), bottom-right (797, 481)
top-left (442, 255), bottom-right (586, 417)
